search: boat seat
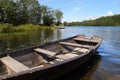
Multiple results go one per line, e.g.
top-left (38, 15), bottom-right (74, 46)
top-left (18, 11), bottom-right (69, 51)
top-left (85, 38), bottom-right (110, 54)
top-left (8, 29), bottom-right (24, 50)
top-left (74, 47), bottom-right (89, 53)
top-left (56, 53), bottom-right (78, 60)
top-left (74, 37), bottom-right (101, 43)
top-left (55, 47), bottom-right (89, 60)
top-left (77, 34), bottom-right (86, 38)
top-left (90, 36), bottom-right (102, 43)
top-left (0, 56), bottom-right (30, 73)
top-left (74, 38), bottom-right (90, 42)
top-left (34, 48), bottom-right (57, 57)
top-left (34, 48), bottom-right (79, 60)
top-left (59, 42), bottom-right (92, 48)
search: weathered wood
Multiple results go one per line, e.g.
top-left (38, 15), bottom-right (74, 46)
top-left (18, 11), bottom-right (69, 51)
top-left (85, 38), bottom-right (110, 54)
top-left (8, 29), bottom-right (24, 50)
top-left (0, 56), bottom-right (29, 73)
top-left (90, 36), bottom-right (102, 43)
top-left (56, 53), bottom-right (78, 60)
top-left (74, 37), bottom-right (102, 43)
top-left (74, 47), bottom-right (89, 53)
top-left (34, 48), bottom-right (78, 60)
top-left (74, 38), bottom-right (90, 42)
top-left (59, 42), bottom-right (92, 48)
top-left (34, 48), bottom-right (56, 57)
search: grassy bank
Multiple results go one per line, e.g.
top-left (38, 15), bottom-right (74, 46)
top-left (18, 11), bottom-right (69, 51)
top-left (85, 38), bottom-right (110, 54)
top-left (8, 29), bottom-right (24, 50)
top-left (0, 23), bottom-right (55, 33)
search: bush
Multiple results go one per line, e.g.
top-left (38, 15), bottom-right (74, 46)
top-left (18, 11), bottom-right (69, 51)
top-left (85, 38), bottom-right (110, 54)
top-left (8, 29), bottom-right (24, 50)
top-left (0, 23), bottom-right (14, 33)
top-left (0, 23), bottom-right (55, 33)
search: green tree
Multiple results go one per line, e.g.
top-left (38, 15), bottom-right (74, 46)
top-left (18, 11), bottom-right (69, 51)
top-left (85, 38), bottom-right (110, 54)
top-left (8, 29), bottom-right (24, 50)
top-left (54, 9), bottom-right (63, 26)
top-left (16, 0), bottom-right (41, 25)
top-left (0, 0), bottom-right (18, 25)
top-left (41, 5), bottom-right (55, 26)
top-left (63, 21), bottom-right (67, 26)
top-left (0, 0), bottom-right (63, 26)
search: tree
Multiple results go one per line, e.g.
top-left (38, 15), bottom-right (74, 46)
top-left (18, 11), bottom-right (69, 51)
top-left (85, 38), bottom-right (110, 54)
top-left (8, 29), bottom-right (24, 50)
top-left (16, 0), bottom-right (41, 25)
top-left (0, 0), bottom-right (18, 25)
top-left (41, 5), bottom-right (55, 26)
top-left (54, 9), bottom-right (63, 26)
top-left (63, 21), bottom-right (67, 26)
top-left (0, 0), bottom-right (63, 26)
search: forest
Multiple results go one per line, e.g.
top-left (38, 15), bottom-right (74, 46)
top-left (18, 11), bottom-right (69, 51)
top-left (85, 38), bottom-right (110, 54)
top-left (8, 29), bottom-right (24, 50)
top-left (64, 14), bottom-right (120, 26)
top-left (0, 0), bottom-right (63, 26)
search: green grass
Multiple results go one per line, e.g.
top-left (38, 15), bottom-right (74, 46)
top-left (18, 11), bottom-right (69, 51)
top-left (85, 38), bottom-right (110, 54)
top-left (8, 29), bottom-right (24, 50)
top-left (0, 23), bottom-right (55, 33)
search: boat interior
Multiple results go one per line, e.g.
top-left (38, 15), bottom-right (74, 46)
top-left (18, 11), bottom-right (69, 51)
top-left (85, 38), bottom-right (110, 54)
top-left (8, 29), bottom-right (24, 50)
top-left (0, 35), bottom-right (101, 78)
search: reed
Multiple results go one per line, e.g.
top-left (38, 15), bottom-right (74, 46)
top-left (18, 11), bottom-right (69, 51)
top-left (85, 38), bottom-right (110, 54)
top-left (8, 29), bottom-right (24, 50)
top-left (0, 23), bottom-right (55, 33)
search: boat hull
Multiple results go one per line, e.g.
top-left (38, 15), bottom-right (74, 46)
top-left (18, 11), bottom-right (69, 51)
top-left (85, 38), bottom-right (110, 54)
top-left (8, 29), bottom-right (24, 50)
top-left (6, 51), bottom-right (95, 80)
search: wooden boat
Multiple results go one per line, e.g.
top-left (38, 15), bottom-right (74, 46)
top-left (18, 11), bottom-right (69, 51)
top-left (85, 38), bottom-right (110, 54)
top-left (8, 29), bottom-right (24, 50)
top-left (0, 34), bottom-right (102, 80)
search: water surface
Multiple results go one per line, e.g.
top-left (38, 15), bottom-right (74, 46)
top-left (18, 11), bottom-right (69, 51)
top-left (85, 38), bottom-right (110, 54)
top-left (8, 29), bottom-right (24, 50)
top-left (0, 26), bottom-right (120, 80)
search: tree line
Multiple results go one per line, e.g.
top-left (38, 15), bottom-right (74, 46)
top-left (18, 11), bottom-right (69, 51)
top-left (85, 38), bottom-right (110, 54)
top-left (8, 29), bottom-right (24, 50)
top-left (64, 14), bottom-right (120, 26)
top-left (0, 0), bottom-right (63, 26)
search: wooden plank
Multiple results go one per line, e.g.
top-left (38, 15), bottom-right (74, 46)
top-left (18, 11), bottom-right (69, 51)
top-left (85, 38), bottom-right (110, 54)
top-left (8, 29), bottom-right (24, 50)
top-left (74, 37), bottom-right (101, 43)
top-left (74, 47), bottom-right (89, 53)
top-left (59, 42), bottom-right (82, 47)
top-left (90, 39), bottom-right (101, 43)
top-left (34, 48), bottom-right (56, 57)
top-left (56, 53), bottom-right (78, 60)
top-left (34, 48), bottom-right (78, 60)
top-left (0, 56), bottom-right (29, 73)
top-left (74, 38), bottom-right (90, 42)
top-left (59, 42), bottom-right (92, 48)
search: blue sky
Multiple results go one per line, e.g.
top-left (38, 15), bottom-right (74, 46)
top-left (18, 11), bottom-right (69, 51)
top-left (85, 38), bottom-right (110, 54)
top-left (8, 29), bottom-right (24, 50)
top-left (39, 0), bottom-right (120, 22)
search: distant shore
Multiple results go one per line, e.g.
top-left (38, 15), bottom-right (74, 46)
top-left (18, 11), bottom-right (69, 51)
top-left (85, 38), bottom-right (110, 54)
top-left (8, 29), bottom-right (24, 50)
top-left (63, 14), bottom-right (120, 26)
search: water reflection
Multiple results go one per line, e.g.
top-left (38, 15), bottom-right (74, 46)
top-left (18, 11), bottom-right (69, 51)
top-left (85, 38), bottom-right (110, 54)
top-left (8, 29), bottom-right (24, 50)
top-left (0, 29), bottom-right (62, 54)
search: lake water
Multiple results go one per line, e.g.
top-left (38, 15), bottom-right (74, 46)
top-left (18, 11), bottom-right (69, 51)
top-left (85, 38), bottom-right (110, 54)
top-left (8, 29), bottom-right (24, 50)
top-left (0, 26), bottom-right (120, 80)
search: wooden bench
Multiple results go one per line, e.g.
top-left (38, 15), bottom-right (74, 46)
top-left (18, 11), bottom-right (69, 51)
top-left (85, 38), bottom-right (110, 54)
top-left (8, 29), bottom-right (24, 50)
top-left (56, 53), bottom-right (78, 60)
top-left (74, 47), bottom-right (89, 53)
top-left (0, 56), bottom-right (30, 73)
top-left (34, 48), bottom-right (78, 60)
top-left (74, 38), bottom-right (90, 42)
top-left (74, 37), bottom-right (101, 43)
top-left (34, 48), bottom-right (57, 57)
top-left (59, 42), bottom-right (92, 48)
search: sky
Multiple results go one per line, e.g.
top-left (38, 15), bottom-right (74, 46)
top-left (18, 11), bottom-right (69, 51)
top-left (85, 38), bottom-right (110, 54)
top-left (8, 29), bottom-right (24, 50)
top-left (39, 0), bottom-right (120, 22)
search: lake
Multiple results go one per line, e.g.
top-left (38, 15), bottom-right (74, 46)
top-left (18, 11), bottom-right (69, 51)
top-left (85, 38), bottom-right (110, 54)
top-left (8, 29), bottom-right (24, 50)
top-left (0, 26), bottom-right (120, 80)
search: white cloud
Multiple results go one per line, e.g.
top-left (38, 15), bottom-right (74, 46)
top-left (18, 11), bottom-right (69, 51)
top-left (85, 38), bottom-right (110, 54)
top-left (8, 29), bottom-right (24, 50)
top-left (62, 17), bottom-right (81, 22)
top-left (63, 11), bottom-right (116, 22)
top-left (62, 18), bottom-right (75, 22)
top-left (106, 11), bottom-right (113, 16)
top-left (73, 7), bottom-right (81, 12)
top-left (87, 16), bottom-right (99, 20)
top-left (84, 15), bottom-right (101, 21)
top-left (86, 11), bottom-right (114, 21)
